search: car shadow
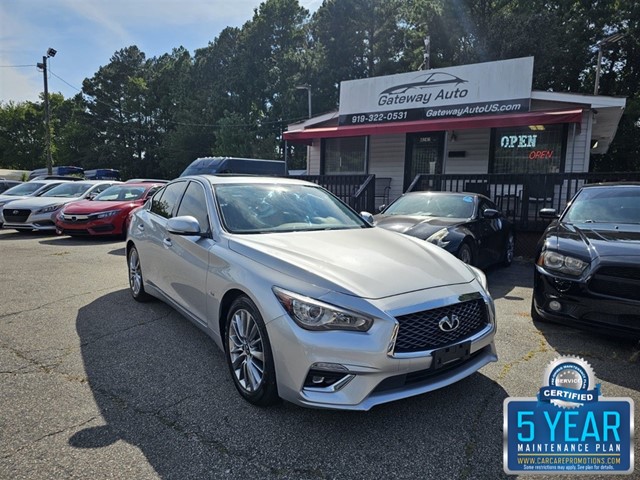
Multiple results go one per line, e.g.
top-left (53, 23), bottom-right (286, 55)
top-left (532, 319), bottom-right (640, 393)
top-left (39, 236), bottom-right (123, 247)
top-left (0, 230), bottom-right (56, 240)
top-left (108, 247), bottom-right (126, 256)
top-left (72, 290), bottom-right (512, 478)
top-left (485, 260), bottom-right (533, 301)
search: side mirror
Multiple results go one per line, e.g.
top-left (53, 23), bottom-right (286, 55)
top-left (167, 215), bottom-right (201, 235)
top-left (87, 193), bottom-right (97, 200)
top-left (483, 208), bottom-right (500, 219)
top-left (377, 204), bottom-right (386, 213)
top-left (360, 211), bottom-right (374, 225)
top-left (539, 208), bottom-right (559, 219)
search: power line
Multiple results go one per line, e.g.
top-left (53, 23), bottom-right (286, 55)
top-left (0, 64), bottom-right (36, 68)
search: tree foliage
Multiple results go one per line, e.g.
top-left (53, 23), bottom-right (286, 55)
top-left (0, 0), bottom-right (638, 178)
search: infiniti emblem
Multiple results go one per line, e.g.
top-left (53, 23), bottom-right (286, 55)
top-left (13, 210), bottom-right (18, 215)
top-left (438, 314), bottom-right (460, 332)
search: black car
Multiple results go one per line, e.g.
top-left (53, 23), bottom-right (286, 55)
top-left (532, 183), bottom-right (640, 338)
top-left (373, 191), bottom-right (514, 268)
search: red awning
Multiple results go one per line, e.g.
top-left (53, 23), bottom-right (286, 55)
top-left (283, 109), bottom-right (583, 143)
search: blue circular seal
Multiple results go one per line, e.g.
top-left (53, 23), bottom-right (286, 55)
top-left (541, 356), bottom-right (597, 408)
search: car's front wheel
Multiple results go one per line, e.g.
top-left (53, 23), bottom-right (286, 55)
top-left (225, 296), bottom-right (279, 406)
top-left (457, 242), bottom-right (474, 265)
top-left (502, 232), bottom-right (515, 267)
top-left (127, 245), bottom-right (151, 302)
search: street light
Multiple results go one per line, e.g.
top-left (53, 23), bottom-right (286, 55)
top-left (36, 48), bottom-right (57, 174)
top-left (594, 33), bottom-right (624, 95)
top-left (296, 84), bottom-right (312, 119)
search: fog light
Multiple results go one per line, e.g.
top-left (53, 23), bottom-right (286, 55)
top-left (548, 300), bottom-right (562, 311)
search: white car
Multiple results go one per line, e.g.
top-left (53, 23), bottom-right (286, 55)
top-left (127, 175), bottom-right (497, 410)
top-left (2, 180), bottom-right (120, 231)
top-left (0, 179), bottom-right (73, 226)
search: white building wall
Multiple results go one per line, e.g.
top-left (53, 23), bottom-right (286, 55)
top-left (442, 128), bottom-right (491, 174)
top-left (368, 134), bottom-right (406, 202)
top-left (308, 142), bottom-right (321, 174)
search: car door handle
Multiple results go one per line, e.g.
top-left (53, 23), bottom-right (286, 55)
top-left (163, 238), bottom-right (172, 248)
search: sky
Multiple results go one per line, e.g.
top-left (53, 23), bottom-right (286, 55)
top-left (0, 0), bottom-right (322, 104)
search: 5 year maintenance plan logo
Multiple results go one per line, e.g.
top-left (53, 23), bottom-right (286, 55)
top-left (503, 356), bottom-right (634, 474)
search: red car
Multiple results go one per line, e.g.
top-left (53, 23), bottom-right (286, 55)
top-left (55, 183), bottom-right (163, 237)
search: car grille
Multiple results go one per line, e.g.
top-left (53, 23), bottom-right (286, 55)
top-left (588, 266), bottom-right (640, 302)
top-left (394, 299), bottom-right (489, 353)
top-left (3, 209), bottom-right (30, 223)
top-left (60, 214), bottom-right (90, 223)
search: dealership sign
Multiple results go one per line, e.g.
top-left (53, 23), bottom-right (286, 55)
top-left (338, 57), bottom-right (533, 126)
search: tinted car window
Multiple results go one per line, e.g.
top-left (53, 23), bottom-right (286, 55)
top-left (150, 181), bottom-right (187, 219)
top-left (176, 182), bottom-right (210, 231)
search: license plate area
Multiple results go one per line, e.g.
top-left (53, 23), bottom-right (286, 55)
top-left (431, 341), bottom-right (471, 369)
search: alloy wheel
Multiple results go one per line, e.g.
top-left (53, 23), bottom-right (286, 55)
top-left (227, 308), bottom-right (265, 393)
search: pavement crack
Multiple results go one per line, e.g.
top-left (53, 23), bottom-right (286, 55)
top-left (0, 285), bottom-right (124, 320)
top-left (497, 331), bottom-right (549, 381)
top-left (1, 416), bottom-right (99, 460)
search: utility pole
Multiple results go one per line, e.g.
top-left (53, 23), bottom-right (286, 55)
top-left (423, 36), bottom-right (431, 70)
top-left (594, 33), bottom-right (624, 95)
top-left (37, 48), bottom-right (57, 174)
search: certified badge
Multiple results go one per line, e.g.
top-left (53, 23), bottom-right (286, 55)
top-left (539, 356), bottom-right (600, 408)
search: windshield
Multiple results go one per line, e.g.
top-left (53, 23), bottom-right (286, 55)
top-left (43, 182), bottom-right (93, 198)
top-left (94, 185), bottom-right (146, 201)
top-left (215, 183), bottom-right (368, 233)
top-left (3, 182), bottom-right (45, 196)
top-left (383, 193), bottom-right (475, 218)
top-left (563, 186), bottom-right (640, 224)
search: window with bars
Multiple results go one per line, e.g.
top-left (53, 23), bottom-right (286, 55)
top-left (322, 136), bottom-right (368, 174)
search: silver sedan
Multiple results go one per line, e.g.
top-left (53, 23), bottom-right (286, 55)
top-left (126, 175), bottom-right (497, 410)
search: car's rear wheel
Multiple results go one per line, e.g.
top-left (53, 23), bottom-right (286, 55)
top-left (502, 232), bottom-right (515, 266)
top-left (457, 242), bottom-right (474, 265)
top-left (128, 246), bottom-right (151, 302)
top-left (225, 296), bottom-right (279, 406)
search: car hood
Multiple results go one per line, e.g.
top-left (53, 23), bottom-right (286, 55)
top-left (374, 215), bottom-right (465, 239)
top-left (228, 227), bottom-right (475, 299)
top-left (545, 222), bottom-right (640, 260)
top-left (0, 194), bottom-right (29, 205)
top-left (3, 196), bottom-right (81, 209)
top-left (62, 199), bottom-right (140, 214)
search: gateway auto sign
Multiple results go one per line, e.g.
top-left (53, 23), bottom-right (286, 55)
top-left (338, 57), bottom-right (533, 126)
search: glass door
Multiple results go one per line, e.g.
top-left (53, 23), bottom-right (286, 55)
top-left (404, 132), bottom-right (444, 191)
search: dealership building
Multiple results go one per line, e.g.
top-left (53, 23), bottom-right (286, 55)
top-left (284, 57), bottom-right (626, 209)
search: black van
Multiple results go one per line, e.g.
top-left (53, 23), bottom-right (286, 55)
top-left (179, 157), bottom-right (286, 177)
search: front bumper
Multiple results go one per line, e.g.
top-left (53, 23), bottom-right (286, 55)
top-left (2, 212), bottom-right (57, 231)
top-left (267, 284), bottom-right (497, 410)
top-left (56, 217), bottom-right (120, 236)
top-left (533, 265), bottom-right (640, 337)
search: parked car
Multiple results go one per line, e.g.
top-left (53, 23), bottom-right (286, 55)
top-left (56, 182), bottom-right (163, 237)
top-left (2, 180), bottom-right (119, 232)
top-left (125, 179), bottom-right (169, 184)
top-left (532, 183), bottom-right (640, 338)
top-left (371, 191), bottom-right (515, 268)
top-left (0, 180), bottom-right (22, 194)
top-left (126, 175), bottom-right (497, 410)
top-left (179, 156), bottom-right (286, 177)
top-left (0, 179), bottom-right (75, 227)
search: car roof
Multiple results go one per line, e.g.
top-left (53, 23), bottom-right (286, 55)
top-left (581, 182), bottom-right (640, 188)
top-left (111, 182), bottom-right (159, 188)
top-left (182, 174), bottom-right (315, 187)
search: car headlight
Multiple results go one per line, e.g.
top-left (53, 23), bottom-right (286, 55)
top-left (273, 287), bottom-right (373, 332)
top-left (91, 209), bottom-right (121, 219)
top-left (466, 264), bottom-right (488, 291)
top-left (37, 204), bottom-right (64, 214)
top-left (538, 251), bottom-right (588, 276)
top-left (426, 227), bottom-right (450, 247)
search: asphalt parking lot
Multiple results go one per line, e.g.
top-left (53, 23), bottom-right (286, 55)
top-left (0, 229), bottom-right (638, 480)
